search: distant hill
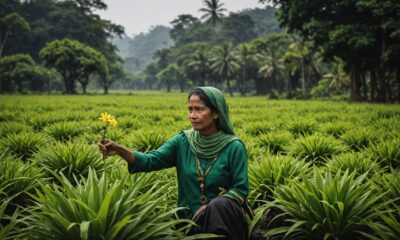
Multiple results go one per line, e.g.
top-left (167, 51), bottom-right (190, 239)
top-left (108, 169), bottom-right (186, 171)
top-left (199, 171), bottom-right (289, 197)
top-left (114, 6), bottom-right (281, 73)
top-left (115, 25), bottom-right (174, 72)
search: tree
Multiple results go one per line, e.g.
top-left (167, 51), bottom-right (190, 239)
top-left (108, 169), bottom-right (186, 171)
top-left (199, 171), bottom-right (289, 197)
top-left (154, 48), bottom-right (174, 71)
top-left (1, 0), bottom-right (123, 65)
top-left (156, 64), bottom-right (184, 92)
top-left (0, 54), bottom-right (36, 93)
top-left (322, 57), bottom-right (350, 94)
top-left (261, 0), bottom-right (400, 102)
top-left (188, 47), bottom-right (210, 86)
top-left (199, 0), bottom-right (226, 28)
top-left (170, 14), bottom-right (201, 47)
top-left (282, 40), bottom-right (318, 97)
top-left (77, 49), bottom-right (108, 94)
top-left (0, 12), bottom-right (30, 58)
top-left (249, 33), bottom-right (291, 95)
top-left (40, 38), bottom-right (108, 94)
top-left (211, 42), bottom-right (239, 96)
top-left (102, 63), bottom-right (122, 94)
top-left (234, 43), bottom-right (258, 96)
top-left (220, 13), bottom-right (257, 46)
top-left (144, 62), bottom-right (159, 89)
top-left (259, 46), bottom-right (285, 94)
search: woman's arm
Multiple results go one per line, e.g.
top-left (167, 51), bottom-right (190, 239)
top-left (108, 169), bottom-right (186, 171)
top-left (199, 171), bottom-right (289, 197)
top-left (99, 133), bottom-right (180, 173)
top-left (98, 139), bottom-right (135, 165)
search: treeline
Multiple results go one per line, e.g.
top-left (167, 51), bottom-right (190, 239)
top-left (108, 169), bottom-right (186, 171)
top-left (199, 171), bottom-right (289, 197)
top-left (0, 0), bottom-right (124, 94)
top-left (125, 3), bottom-right (345, 99)
top-left (260, 0), bottom-right (400, 102)
top-left (0, 0), bottom-right (399, 102)
top-left (125, 0), bottom-right (399, 102)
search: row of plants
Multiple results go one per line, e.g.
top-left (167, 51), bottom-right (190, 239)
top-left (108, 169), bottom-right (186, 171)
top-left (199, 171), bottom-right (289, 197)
top-left (0, 93), bottom-right (399, 239)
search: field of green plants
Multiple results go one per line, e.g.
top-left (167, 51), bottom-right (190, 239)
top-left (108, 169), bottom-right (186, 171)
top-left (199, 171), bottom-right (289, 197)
top-left (1, 93), bottom-right (399, 239)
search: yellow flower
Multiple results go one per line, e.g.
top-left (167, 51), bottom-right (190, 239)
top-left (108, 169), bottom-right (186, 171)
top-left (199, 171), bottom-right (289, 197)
top-left (108, 118), bottom-right (117, 127)
top-left (99, 112), bottom-right (117, 127)
top-left (99, 112), bottom-right (112, 122)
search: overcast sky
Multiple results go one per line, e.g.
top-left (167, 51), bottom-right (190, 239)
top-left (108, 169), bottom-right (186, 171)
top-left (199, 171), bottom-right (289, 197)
top-left (96, 0), bottom-right (264, 37)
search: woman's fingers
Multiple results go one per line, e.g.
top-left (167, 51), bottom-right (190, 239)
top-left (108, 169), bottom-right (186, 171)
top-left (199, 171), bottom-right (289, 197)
top-left (98, 141), bottom-right (109, 156)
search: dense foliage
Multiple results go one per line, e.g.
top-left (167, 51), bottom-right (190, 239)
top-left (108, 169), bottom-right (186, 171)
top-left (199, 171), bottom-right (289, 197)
top-left (1, 0), bottom-right (399, 100)
top-left (0, 93), bottom-right (399, 239)
top-left (260, 0), bottom-right (400, 102)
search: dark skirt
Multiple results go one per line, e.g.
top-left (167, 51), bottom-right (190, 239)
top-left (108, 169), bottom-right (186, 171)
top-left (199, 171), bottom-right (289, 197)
top-left (191, 196), bottom-right (248, 240)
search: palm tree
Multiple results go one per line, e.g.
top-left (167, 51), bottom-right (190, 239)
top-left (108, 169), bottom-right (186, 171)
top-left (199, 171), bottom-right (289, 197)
top-left (283, 40), bottom-right (320, 97)
top-left (188, 48), bottom-right (210, 86)
top-left (199, 0), bottom-right (226, 28)
top-left (258, 46), bottom-right (285, 93)
top-left (235, 43), bottom-right (258, 96)
top-left (211, 42), bottom-right (239, 96)
top-left (323, 57), bottom-right (349, 93)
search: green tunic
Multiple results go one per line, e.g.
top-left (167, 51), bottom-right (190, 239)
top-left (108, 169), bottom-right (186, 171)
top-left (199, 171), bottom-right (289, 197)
top-left (128, 132), bottom-right (249, 219)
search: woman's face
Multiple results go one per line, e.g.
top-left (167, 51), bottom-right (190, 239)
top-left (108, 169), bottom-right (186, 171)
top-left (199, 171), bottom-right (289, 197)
top-left (188, 94), bottom-right (218, 136)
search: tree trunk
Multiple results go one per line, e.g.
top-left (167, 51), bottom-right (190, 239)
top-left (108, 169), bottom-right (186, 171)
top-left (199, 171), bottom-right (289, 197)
top-left (397, 69), bottom-right (400, 102)
top-left (200, 71), bottom-right (206, 86)
top-left (370, 70), bottom-right (377, 101)
top-left (226, 77), bottom-right (233, 97)
top-left (286, 72), bottom-right (292, 99)
top-left (0, 30), bottom-right (10, 58)
top-left (17, 78), bottom-right (23, 93)
top-left (350, 65), bottom-right (362, 101)
top-left (361, 73), bottom-right (367, 100)
top-left (238, 69), bottom-right (246, 96)
top-left (376, 66), bottom-right (387, 102)
top-left (301, 57), bottom-right (306, 97)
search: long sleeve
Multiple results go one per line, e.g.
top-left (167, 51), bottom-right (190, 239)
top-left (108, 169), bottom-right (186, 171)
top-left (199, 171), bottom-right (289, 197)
top-left (128, 134), bottom-right (179, 173)
top-left (222, 140), bottom-right (249, 204)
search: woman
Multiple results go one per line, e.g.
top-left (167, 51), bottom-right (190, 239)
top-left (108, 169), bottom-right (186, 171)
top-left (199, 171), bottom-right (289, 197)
top-left (99, 86), bottom-right (249, 239)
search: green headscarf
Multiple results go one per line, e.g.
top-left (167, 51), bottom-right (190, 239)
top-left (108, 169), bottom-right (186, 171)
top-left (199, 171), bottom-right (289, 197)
top-left (183, 86), bottom-right (238, 159)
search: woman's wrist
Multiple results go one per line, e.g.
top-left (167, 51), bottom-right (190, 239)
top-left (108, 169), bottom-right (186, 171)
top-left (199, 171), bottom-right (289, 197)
top-left (116, 145), bottom-right (136, 165)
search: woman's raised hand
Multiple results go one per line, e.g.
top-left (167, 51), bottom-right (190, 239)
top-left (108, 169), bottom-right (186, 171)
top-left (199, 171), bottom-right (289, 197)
top-left (98, 139), bottom-right (121, 157)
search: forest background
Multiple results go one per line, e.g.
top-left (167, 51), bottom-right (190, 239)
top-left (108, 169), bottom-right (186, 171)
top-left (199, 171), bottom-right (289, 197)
top-left (0, 0), bottom-right (399, 102)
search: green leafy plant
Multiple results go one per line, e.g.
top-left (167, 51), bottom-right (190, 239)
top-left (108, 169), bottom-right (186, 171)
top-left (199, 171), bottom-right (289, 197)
top-left (368, 140), bottom-right (400, 169)
top-left (28, 169), bottom-right (215, 240)
top-left (287, 119), bottom-right (316, 138)
top-left (0, 132), bottom-right (48, 161)
top-left (257, 131), bottom-right (292, 154)
top-left (248, 155), bottom-right (311, 205)
top-left (376, 171), bottom-right (400, 206)
top-left (26, 113), bottom-right (61, 131)
top-left (0, 197), bottom-right (29, 240)
top-left (266, 168), bottom-right (388, 239)
top-left (245, 142), bottom-right (268, 162)
top-left (246, 122), bottom-right (274, 136)
top-left (320, 121), bottom-right (352, 138)
top-left (0, 122), bottom-right (30, 138)
top-left (365, 205), bottom-right (400, 240)
top-left (324, 152), bottom-right (382, 177)
top-left (288, 134), bottom-right (347, 164)
top-left (32, 141), bottom-right (104, 182)
top-left (122, 130), bottom-right (168, 152)
top-left (340, 128), bottom-right (378, 151)
top-left (44, 121), bottom-right (86, 142)
top-left (116, 117), bottom-right (141, 130)
top-left (0, 152), bottom-right (44, 206)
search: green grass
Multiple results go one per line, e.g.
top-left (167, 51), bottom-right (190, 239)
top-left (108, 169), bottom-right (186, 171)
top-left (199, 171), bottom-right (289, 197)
top-left (0, 93), bottom-right (398, 238)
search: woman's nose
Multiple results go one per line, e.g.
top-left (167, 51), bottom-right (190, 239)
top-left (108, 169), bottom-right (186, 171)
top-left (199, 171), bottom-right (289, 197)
top-left (189, 112), bottom-right (197, 119)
